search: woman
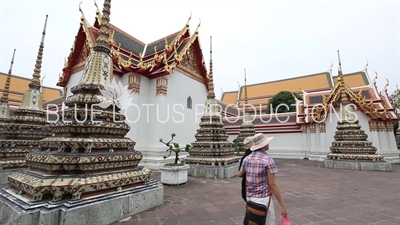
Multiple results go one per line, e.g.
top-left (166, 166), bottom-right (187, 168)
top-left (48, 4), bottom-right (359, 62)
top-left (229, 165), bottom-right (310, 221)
top-left (238, 136), bottom-right (253, 202)
top-left (238, 133), bottom-right (287, 225)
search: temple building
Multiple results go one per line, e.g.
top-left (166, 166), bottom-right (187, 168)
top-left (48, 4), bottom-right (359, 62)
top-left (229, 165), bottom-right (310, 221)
top-left (0, 1), bottom-right (163, 224)
top-left (48, 1), bottom-right (209, 170)
top-left (0, 17), bottom-right (53, 184)
top-left (186, 37), bottom-right (239, 179)
top-left (219, 62), bottom-right (399, 162)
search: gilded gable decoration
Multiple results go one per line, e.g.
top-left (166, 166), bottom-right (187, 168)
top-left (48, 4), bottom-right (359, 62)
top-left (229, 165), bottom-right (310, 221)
top-left (180, 46), bottom-right (200, 75)
top-left (187, 96), bottom-right (192, 109)
top-left (156, 76), bottom-right (168, 96)
top-left (128, 73), bottom-right (141, 94)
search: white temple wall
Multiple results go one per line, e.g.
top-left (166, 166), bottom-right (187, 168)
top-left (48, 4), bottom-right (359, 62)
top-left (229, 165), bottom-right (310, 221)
top-left (136, 71), bottom-right (208, 170)
top-left (65, 70), bottom-right (83, 98)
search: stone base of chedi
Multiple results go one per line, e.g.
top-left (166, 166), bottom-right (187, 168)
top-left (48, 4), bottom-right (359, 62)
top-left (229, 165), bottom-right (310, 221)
top-left (0, 180), bottom-right (163, 225)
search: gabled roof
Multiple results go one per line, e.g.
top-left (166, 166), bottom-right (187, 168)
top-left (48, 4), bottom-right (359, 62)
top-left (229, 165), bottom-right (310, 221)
top-left (0, 72), bottom-right (62, 107)
top-left (57, 12), bottom-right (208, 88)
top-left (220, 70), bottom-right (369, 106)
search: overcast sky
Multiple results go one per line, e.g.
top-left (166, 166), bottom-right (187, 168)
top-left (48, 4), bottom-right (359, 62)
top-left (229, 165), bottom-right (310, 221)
top-left (0, 0), bottom-right (398, 99)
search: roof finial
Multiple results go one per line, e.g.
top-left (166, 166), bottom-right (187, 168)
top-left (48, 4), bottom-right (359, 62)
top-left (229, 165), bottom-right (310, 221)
top-left (94, 0), bottom-right (102, 24)
top-left (0, 49), bottom-right (16, 103)
top-left (29, 15), bottom-right (48, 90)
top-left (207, 36), bottom-right (215, 99)
top-left (336, 50), bottom-right (350, 104)
top-left (94, 0), bottom-right (111, 52)
top-left (187, 11), bottom-right (192, 25)
top-left (244, 69), bottom-right (248, 106)
top-left (329, 60), bottom-right (333, 72)
top-left (195, 18), bottom-right (201, 33)
top-left (337, 50), bottom-right (343, 77)
top-left (364, 59), bottom-right (369, 71)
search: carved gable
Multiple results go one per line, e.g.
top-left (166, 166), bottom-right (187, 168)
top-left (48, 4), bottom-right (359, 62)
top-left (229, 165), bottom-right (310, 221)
top-left (180, 45), bottom-right (200, 75)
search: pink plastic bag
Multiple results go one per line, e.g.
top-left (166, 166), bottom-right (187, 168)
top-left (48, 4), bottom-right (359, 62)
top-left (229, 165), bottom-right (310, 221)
top-left (281, 216), bottom-right (292, 225)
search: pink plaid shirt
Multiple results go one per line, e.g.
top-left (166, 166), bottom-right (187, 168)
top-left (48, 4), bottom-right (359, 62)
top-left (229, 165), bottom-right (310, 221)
top-left (241, 151), bottom-right (278, 198)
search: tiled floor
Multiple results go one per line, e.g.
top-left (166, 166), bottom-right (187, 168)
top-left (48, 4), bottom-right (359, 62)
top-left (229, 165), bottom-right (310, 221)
top-left (120, 159), bottom-right (400, 225)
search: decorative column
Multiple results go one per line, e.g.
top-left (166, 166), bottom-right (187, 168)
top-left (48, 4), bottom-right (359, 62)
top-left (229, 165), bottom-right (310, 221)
top-left (319, 123), bottom-right (328, 159)
top-left (369, 120), bottom-right (382, 153)
top-left (385, 121), bottom-right (398, 161)
top-left (300, 125), bottom-right (308, 159)
top-left (396, 125), bottom-right (400, 149)
top-left (309, 123), bottom-right (318, 160)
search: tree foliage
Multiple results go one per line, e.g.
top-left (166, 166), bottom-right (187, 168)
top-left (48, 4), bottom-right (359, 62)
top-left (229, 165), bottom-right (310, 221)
top-left (267, 91), bottom-right (303, 114)
top-left (160, 133), bottom-right (191, 166)
top-left (388, 89), bottom-right (400, 136)
top-left (389, 89), bottom-right (400, 115)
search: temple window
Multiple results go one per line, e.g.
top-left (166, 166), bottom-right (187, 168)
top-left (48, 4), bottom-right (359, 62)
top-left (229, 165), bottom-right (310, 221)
top-left (156, 77), bottom-right (168, 96)
top-left (187, 96), bottom-right (192, 109)
top-left (128, 73), bottom-right (141, 94)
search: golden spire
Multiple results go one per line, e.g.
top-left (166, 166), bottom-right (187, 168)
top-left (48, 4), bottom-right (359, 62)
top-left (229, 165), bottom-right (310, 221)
top-left (29, 15), bottom-right (48, 90)
top-left (78, 0), bottom-right (115, 86)
top-left (0, 49), bottom-right (16, 103)
top-left (94, 0), bottom-right (111, 52)
top-left (337, 50), bottom-right (349, 104)
top-left (207, 36), bottom-right (215, 99)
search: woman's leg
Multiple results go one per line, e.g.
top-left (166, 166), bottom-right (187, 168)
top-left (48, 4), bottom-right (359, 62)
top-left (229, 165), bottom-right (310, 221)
top-left (265, 200), bottom-right (275, 225)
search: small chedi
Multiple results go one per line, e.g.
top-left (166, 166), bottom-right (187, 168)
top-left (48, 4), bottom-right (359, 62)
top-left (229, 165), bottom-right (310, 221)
top-left (322, 51), bottom-right (392, 171)
top-left (235, 69), bottom-right (255, 154)
top-left (7, 0), bottom-right (150, 203)
top-left (0, 22), bottom-right (52, 172)
top-left (0, 49), bottom-right (16, 140)
top-left (186, 37), bottom-right (239, 174)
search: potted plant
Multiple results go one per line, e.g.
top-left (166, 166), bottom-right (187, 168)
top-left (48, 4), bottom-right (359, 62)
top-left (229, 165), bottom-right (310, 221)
top-left (159, 133), bottom-right (191, 186)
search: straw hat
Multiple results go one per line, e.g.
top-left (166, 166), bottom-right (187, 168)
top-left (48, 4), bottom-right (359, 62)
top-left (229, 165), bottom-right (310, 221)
top-left (250, 133), bottom-right (274, 151)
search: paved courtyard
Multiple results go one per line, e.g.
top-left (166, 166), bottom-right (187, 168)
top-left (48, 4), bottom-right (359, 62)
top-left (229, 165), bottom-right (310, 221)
top-left (117, 159), bottom-right (400, 225)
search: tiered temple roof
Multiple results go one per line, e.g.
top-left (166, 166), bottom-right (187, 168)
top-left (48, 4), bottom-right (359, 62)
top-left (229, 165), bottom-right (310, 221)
top-left (0, 49), bottom-right (16, 140)
top-left (0, 17), bottom-right (53, 170)
top-left (185, 37), bottom-right (239, 165)
top-left (56, 1), bottom-right (208, 90)
top-left (326, 51), bottom-right (383, 161)
top-left (235, 69), bottom-right (255, 153)
top-left (7, 0), bottom-right (150, 202)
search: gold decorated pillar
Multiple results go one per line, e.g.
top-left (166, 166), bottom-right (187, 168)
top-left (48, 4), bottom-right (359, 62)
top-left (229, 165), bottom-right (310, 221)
top-left (308, 123), bottom-right (318, 160)
top-left (318, 122), bottom-right (328, 159)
